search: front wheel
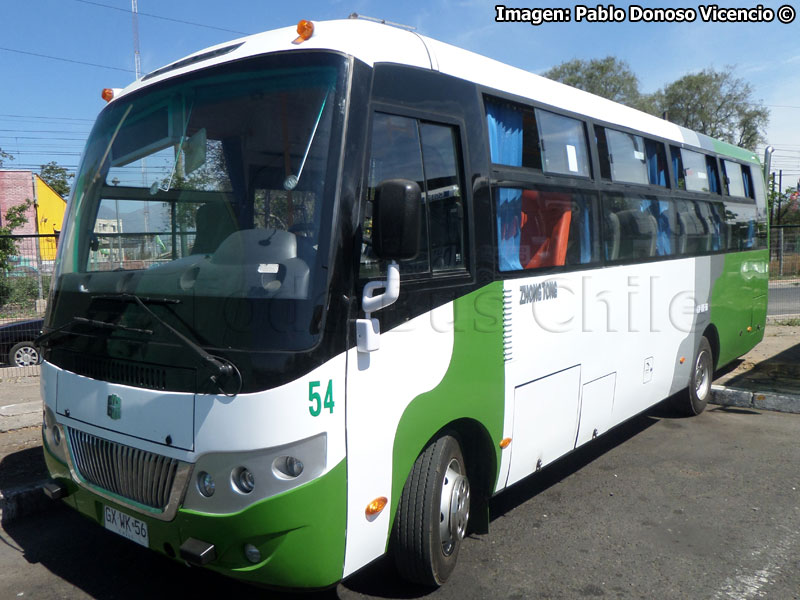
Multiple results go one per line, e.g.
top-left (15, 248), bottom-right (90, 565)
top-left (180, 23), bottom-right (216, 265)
top-left (392, 434), bottom-right (470, 587)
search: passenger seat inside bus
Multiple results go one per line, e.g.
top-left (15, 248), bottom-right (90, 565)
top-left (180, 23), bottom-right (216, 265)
top-left (519, 190), bottom-right (572, 269)
top-left (192, 202), bottom-right (239, 255)
top-left (677, 209), bottom-right (711, 253)
top-left (615, 209), bottom-right (657, 259)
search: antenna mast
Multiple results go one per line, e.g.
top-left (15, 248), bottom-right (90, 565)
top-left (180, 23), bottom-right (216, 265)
top-left (132, 0), bottom-right (142, 80)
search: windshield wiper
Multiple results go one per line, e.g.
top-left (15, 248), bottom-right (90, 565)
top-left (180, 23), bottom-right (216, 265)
top-left (102, 293), bottom-right (241, 395)
top-left (36, 316), bottom-right (152, 348)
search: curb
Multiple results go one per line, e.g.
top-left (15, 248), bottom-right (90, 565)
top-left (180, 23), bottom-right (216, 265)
top-left (0, 480), bottom-right (55, 526)
top-left (711, 385), bottom-right (800, 414)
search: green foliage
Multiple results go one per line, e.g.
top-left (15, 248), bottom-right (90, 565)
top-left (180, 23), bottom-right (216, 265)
top-left (542, 56), bottom-right (643, 109)
top-left (768, 174), bottom-right (800, 225)
top-left (0, 199), bottom-right (31, 274)
top-left (0, 147), bottom-right (13, 167)
top-left (543, 59), bottom-right (769, 151)
top-left (39, 161), bottom-right (74, 197)
top-left (653, 67), bottom-right (768, 150)
top-left (0, 274), bottom-right (49, 311)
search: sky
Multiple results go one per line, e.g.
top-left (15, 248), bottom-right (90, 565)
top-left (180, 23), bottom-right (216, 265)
top-left (0, 0), bottom-right (798, 190)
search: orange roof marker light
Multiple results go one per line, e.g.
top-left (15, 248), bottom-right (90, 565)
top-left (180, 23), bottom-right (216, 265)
top-left (101, 88), bottom-right (122, 103)
top-left (292, 19), bottom-right (314, 45)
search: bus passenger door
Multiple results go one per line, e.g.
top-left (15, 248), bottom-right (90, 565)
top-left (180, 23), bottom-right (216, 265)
top-left (343, 111), bottom-right (470, 577)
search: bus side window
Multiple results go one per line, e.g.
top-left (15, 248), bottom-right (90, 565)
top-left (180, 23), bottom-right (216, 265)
top-left (670, 145), bottom-right (685, 190)
top-left (360, 114), bottom-right (466, 278)
top-left (419, 122), bottom-right (466, 272)
top-left (495, 187), bottom-right (599, 271)
top-left (602, 193), bottom-right (662, 260)
top-left (722, 160), bottom-right (746, 197)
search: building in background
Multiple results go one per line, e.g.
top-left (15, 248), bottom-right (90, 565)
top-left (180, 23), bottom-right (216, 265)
top-left (0, 170), bottom-right (67, 270)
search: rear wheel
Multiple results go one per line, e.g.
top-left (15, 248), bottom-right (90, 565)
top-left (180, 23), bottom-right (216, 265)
top-left (676, 336), bottom-right (713, 416)
top-left (392, 434), bottom-right (470, 587)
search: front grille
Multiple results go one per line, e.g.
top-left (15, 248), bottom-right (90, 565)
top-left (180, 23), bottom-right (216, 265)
top-left (67, 428), bottom-right (179, 510)
top-left (71, 355), bottom-right (168, 390)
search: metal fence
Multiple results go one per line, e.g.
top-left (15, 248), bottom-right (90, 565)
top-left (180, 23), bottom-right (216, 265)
top-left (0, 234), bottom-right (57, 377)
top-left (769, 225), bottom-right (800, 320)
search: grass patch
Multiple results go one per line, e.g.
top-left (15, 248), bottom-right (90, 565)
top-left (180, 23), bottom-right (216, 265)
top-left (774, 318), bottom-right (800, 326)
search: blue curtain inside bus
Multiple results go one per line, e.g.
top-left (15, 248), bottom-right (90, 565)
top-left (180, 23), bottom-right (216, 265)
top-left (640, 199), bottom-right (673, 255)
top-left (487, 101), bottom-right (523, 271)
top-left (645, 140), bottom-right (667, 187)
top-left (705, 160), bottom-right (719, 193)
top-left (742, 168), bottom-right (752, 198)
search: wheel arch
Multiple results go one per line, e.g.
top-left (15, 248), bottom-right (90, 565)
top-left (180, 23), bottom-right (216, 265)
top-left (702, 323), bottom-right (720, 370)
top-left (389, 416), bottom-right (499, 543)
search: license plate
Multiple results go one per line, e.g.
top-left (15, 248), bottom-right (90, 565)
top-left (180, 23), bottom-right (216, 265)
top-left (103, 505), bottom-right (149, 548)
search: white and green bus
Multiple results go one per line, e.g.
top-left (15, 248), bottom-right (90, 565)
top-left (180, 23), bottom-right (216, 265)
top-left (40, 16), bottom-right (769, 590)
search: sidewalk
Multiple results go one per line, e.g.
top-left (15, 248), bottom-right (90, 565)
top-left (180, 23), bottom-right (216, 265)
top-left (0, 372), bottom-right (51, 524)
top-left (1, 325), bottom-right (799, 525)
top-left (712, 324), bottom-right (800, 411)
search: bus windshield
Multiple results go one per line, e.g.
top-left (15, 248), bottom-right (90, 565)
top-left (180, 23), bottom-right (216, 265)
top-left (48, 54), bottom-right (346, 356)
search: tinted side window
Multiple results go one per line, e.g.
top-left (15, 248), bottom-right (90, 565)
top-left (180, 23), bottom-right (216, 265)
top-left (419, 122), bottom-right (467, 273)
top-left (360, 114), bottom-right (466, 278)
top-left (537, 110), bottom-right (591, 177)
top-left (723, 160), bottom-right (746, 197)
top-left (606, 129), bottom-right (648, 185)
top-left (495, 186), bottom-right (599, 271)
top-left (603, 193), bottom-right (676, 260)
top-left (485, 97), bottom-right (541, 169)
top-left (681, 149), bottom-right (712, 193)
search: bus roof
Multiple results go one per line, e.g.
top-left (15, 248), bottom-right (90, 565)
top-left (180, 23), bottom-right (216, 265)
top-left (118, 18), bottom-right (760, 165)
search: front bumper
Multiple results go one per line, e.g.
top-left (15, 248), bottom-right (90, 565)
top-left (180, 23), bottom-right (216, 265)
top-left (43, 445), bottom-right (347, 589)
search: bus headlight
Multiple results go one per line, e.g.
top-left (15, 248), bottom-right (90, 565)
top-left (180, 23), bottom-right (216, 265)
top-left (197, 471), bottom-right (216, 497)
top-left (184, 432), bottom-right (326, 514)
top-left (43, 405), bottom-right (68, 464)
top-left (273, 456), bottom-right (304, 479)
top-left (232, 467), bottom-right (255, 494)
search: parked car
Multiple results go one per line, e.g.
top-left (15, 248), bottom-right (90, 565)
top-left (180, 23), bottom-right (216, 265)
top-left (0, 318), bottom-right (44, 367)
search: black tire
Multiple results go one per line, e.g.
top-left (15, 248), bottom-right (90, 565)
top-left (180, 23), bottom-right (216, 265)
top-left (9, 341), bottom-right (40, 367)
top-left (392, 435), bottom-right (470, 587)
top-left (676, 336), bottom-right (713, 416)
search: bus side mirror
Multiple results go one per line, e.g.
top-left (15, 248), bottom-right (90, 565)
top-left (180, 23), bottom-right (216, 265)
top-left (371, 179), bottom-right (421, 261)
top-left (356, 179), bottom-right (421, 354)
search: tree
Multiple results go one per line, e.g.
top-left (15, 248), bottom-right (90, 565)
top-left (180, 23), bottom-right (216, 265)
top-left (0, 147), bottom-right (13, 167)
top-left (39, 161), bottom-right (74, 198)
top-left (768, 174), bottom-right (800, 225)
top-left (543, 58), bottom-right (769, 151)
top-left (653, 67), bottom-right (769, 150)
top-left (542, 56), bottom-right (645, 110)
top-left (0, 199), bottom-right (31, 273)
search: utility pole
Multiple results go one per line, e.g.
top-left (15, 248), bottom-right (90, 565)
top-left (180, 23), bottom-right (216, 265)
top-left (132, 0), bottom-right (151, 258)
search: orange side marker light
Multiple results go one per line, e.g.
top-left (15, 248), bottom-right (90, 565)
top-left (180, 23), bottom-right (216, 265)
top-left (500, 438), bottom-right (512, 449)
top-left (365, 496), bottom-right (388, 518)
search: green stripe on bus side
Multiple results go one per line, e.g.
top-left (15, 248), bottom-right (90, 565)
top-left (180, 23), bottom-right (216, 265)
top-left (390, 282), bottom-right (506, 527)
top-left (710, 249), bottom-right (768, 368)
top-left (711, 139), bottom-right (760, 164)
